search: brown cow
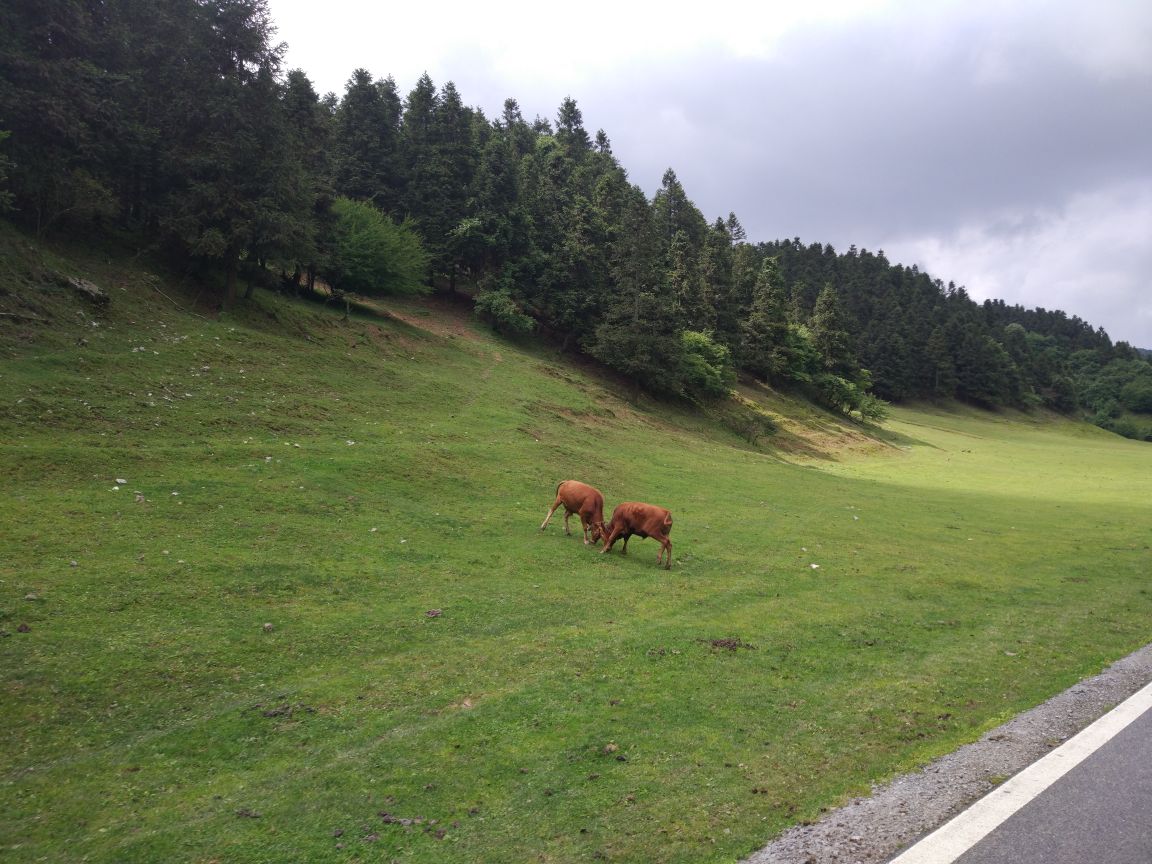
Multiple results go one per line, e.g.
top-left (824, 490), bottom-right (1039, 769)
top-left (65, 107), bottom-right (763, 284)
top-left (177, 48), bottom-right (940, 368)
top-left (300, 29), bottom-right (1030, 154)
top-left (540, 480), bottom-right (607, 545)
top-left (600, 502), bottom-right (673, 569)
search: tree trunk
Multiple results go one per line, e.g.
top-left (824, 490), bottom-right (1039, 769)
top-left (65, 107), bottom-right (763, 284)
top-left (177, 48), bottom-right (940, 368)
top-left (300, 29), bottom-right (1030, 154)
top-left (223, 253), bottom-right (238, 309)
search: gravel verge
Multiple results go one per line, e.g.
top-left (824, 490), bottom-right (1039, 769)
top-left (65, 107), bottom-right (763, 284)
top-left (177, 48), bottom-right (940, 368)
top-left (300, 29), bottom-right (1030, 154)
top-left (743, 642), bottom-right (1152, 864)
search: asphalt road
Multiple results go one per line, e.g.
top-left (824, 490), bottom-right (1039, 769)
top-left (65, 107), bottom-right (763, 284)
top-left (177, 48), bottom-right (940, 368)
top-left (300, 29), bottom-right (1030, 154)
top-left (953, 701), bottom-right (1152, 864)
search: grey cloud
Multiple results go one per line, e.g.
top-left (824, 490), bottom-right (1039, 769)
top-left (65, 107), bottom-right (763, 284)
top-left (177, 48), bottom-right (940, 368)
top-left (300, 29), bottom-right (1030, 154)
top-left (560, 12), bottom-right (1152, 344)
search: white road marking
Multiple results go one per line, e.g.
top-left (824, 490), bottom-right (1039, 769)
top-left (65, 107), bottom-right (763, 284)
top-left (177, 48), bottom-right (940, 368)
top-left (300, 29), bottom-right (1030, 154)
top-left (888, 678), bottom-right (1152, 864)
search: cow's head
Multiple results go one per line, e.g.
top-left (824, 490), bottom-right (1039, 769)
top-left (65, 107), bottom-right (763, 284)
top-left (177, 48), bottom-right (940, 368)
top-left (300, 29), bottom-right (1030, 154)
top-left (590, 521), bottom-right (608, 545)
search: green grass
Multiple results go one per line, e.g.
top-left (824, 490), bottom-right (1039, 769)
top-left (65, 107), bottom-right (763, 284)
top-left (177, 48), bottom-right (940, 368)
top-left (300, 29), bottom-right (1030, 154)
top-left (2, 233), bottom-right (1151, 863)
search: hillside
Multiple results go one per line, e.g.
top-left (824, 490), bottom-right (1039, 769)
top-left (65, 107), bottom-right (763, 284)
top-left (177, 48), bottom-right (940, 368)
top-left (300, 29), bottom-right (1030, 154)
top-left (6, 0), bottom-right (1152, 444)
top-left (2, 233), bottom-right (1151, 864)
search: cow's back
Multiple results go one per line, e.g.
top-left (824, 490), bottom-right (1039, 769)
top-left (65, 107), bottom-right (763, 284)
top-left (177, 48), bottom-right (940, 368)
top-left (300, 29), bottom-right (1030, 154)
top-left (610, 501), bottom-right (671, 535)
top-left (558, 479), bottom-right (600, 504)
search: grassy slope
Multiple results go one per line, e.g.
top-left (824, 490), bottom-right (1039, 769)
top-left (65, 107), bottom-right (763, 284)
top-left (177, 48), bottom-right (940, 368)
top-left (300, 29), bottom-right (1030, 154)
top-left (2, 232), bottom-right (1150, 863)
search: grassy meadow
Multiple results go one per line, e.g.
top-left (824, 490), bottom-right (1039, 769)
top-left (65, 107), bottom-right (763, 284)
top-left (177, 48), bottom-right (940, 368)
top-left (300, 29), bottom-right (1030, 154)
top-left (2, 237), bottom-right (1151, 863)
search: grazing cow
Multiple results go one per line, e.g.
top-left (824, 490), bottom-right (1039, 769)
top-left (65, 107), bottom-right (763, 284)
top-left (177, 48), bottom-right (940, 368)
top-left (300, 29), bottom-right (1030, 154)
top-left (540, 480), bottom-right (607, 545)
top-left (600, 502), bottom-right (673, 569)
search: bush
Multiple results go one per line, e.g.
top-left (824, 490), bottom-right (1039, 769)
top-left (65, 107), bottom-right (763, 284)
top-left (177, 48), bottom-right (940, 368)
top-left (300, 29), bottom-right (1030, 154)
top-left (474, 289), bottom-right (535, 336)
top-left (680, 330), bottom-right (735, 399)
top-left (1102, 416), bottom-right (1152, 442)
top-left (326, 198), bottom-right (429, 296)
top-left (1119, 377), bottom-right (1152, 413)
top-left (858, 392), bottom-right (890, 422)
top-left (814, 373), bottom-right (862, 415)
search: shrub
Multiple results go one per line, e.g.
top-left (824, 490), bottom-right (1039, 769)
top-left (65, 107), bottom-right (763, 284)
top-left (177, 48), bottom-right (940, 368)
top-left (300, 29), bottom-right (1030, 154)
top-left (680, 330), bottom-right (735, 399)
top-left (326, 198), bottom-right (429, 296)
top-left (474, 289), bottom-right (535, 336)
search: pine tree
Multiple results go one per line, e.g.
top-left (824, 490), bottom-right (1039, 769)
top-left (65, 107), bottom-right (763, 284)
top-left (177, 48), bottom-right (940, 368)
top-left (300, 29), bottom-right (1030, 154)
top-left (651, 168), bottom-right (707, 249)
top-left (555, 96), bottom-right (591, 158)
top-left (153, 0), bottom-right (299, 306)
top-left (810, 283), bottom-right (858, 377)
top-left (594, 129), bottom-right (612, 155)
top-left (280, 69), bottom-right (334, 288)
top-left (725, 211), bottom-right (746, 242)
top-left (333, 70), bottom-right (401, 206)
top-left (924, 325), bottom-right (958, 398)
top-left (591, 182), bottom-right (686, 400)
top-left (0, 0), bottom-right (119, 233)
top-left (702, 218), bottom-right (738, 350)
top-left (740, 258), bottom-right (792, 381)
top-left (433, 81), bottom-right (479, 290)
top-left (667, 229), bottom-right (712, 329)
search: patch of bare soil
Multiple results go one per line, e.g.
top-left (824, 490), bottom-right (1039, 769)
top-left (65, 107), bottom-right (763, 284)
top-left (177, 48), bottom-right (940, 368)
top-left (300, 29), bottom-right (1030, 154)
top-left (700, 637), bottom-right (758, 652)
top-left (368, 292), bottom-right (485, 341)
top-left (742, 642), bottom-right (1152, 864)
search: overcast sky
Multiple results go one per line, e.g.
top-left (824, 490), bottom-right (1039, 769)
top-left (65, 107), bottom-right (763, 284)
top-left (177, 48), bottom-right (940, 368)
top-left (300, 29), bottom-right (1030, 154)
top-left (269, 0), bottom-right (1152, 347)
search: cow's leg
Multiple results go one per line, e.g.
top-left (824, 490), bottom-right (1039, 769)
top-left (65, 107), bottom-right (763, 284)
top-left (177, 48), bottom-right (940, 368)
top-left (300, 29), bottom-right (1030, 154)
top-left (540, 496), bottom-right (563, 531)
top-left (620, 532), bottom-right (631, 555)
top-left (579, 508), bottom-right (593, 544)
top-left (657, 535), bottom-right (672, 569)
top-left (600, 525), bottom-right (621, 554)
top-left (563, 508), bottom-right (573, 536)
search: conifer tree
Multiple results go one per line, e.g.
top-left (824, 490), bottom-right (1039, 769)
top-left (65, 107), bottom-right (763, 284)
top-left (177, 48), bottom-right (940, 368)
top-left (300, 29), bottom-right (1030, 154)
top-left (924, 325), bottom-right (958, 398)
top-left (810, 283), bottom-right (858, 376)
top-left (725, 212), bottom-right (747, 242)
top-left (667, 229), bottom-right (713, 329)
top-left (651, 168), bottom-right (707, 249)
top-left (334, 70), bottom-right (401, 206)
top-left (702, 218), bottom-right (738, 350)
top-left (740, 258), bottom-right (792, 381)
top-left (591, 182), bottom-right (686, 399)
top-left (555, 96), bottom-right (591, 158)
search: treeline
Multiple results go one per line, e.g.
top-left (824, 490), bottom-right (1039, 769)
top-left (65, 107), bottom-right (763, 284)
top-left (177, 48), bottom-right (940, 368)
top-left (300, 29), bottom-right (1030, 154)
top-left (759, 241), bottom-right (1152, 426)
top-left (2, 0), bottom-right (1150, 437)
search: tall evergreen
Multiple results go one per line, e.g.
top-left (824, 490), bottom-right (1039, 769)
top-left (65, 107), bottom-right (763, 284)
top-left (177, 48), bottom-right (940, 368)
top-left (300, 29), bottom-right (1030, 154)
top-left (702, 218), bottom-right (738, 350)
top-left (651, 168), bottom-right (707, 250)
top-left (333, 70), bottom-right (401, 207)
top-left (555, 96), bottom-right (592, 159)
top-left (667, 230), bottom-right (712, 329)
top-left (280, 68), bottom-right (334, 291)
top-left (153, 0), bottom-right (297, 306)
top-left (740, 257), bottom-right (792, 381)
top-left (591, 181), bottom-right (685, 399)
top-left (810, 283), bottom-right (858, 377)
top-left (0, 0), bottom-right (118, 233)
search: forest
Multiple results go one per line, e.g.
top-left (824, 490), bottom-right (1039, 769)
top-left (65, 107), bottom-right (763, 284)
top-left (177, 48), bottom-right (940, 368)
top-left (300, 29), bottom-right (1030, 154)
top-left (2, 0), bottom-right (1151, 439)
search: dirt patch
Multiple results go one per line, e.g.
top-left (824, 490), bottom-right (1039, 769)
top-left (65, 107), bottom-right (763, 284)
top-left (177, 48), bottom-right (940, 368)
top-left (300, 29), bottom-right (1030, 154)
top-left (369, 293), bottom-right (485, 341)
top-left (742, 642), bottom-right (1152, 864)
top-left (700, 637), bottom-right (758, 652)
top-left (527, 399), bottom-right (619, 429)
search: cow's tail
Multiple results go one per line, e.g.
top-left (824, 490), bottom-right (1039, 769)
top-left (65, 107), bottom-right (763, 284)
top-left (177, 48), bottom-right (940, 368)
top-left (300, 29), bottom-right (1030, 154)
top-left (664, 513), bottom-right (673, 533)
